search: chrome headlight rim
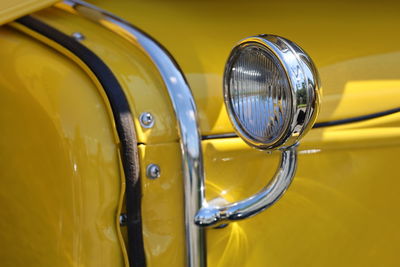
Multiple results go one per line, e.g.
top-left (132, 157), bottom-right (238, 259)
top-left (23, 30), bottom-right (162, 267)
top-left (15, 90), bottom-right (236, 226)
top-left (223, 35), bottom-right (321, 150)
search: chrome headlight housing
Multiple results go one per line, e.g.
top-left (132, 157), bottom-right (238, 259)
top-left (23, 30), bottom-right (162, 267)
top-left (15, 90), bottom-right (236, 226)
top-left (224, 35), bottom-right (321, 150)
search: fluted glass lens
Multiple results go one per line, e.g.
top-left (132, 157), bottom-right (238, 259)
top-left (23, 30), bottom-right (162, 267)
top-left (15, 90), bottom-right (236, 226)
top-left (227, 44), bottom-right (291, 144)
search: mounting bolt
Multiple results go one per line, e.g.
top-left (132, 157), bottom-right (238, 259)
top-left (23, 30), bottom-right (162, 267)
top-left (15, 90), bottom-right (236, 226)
top-left (139, 112), bottom-right (154, 128)
top-left (119, 213), bottom-right (128, 227)
top-left (71, 32), bottom-right (85, 41)
top-left (146, 164), bottom-right (161, 179)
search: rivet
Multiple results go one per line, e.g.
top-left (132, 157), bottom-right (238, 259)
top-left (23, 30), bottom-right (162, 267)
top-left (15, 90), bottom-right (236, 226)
top-left (146, 164), bottom-right (161, 179)
top-left (140, 112), bottom-right (155, 128)
top-left (119, 213), bottom-right (128, 227)
top-left (71, 32), bottom-right (85, 41)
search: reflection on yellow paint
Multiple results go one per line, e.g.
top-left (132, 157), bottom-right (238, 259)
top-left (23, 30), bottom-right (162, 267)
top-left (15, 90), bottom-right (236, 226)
top-left (211, 223), bottom-right (249, 267)
top-left (205, 121), bottom-right (400, 266)
top-left (0, 26), bottom-right (126, 266)
top-left (329, 79), bottom-right (400, 119)
top-left (139, 143), bottom-right (186, 267)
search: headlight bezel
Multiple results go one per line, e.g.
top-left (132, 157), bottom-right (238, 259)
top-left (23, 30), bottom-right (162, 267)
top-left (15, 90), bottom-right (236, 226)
top-left (223, 35), bottom-right (321, 150)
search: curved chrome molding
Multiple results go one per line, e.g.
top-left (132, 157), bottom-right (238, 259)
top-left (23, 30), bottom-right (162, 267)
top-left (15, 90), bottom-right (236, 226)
top-left (55, 1), bottom-right (206, 267)
top-left (195, 145), bottom-right (297, 227)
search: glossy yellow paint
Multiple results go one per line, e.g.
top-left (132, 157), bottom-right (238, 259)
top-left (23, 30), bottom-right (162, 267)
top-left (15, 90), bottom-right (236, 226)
top-left (138, 142), bottom-right (186, 267)
top-left (204, 114), bottom-right (400, 266)
top-left (0, 0), bottom-right (57, 25)
top-left (33, 7), bottom-right (179, 145)
top-left (0, 25), bottom-right (127, 266)
top-left (93, 0), bottom-right (400, 135)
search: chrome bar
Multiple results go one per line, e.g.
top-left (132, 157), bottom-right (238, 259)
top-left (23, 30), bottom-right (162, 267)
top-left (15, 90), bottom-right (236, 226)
top-left (56, 1), bottom-right (206, 266)
top-left (194, 146), bottom-right (297, 227)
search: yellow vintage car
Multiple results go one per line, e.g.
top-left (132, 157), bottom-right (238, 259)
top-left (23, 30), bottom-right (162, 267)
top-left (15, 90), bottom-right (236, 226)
top-left (1, 0), bottom-right (399, 266)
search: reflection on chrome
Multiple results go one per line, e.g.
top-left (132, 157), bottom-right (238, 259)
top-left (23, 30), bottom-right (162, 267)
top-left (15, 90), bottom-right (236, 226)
top-left (195, 145), bottom-right (297, 227)
top-left (299, 149), bottom-right (322, 155)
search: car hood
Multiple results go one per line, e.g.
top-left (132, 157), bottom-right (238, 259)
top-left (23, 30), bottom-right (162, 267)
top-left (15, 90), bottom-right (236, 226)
top-left (94, 0), bottom-right (400, 135)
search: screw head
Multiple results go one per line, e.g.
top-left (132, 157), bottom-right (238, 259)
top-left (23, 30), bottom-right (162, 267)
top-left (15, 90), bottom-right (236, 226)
top-left (146, 164), bottom-right (161, 179)
top-left (119, 213), bottom-right (128, 227)
top-left (71, 32), bottom-right (85, 41)
top-left (140, 112), bottom-right (154, 128)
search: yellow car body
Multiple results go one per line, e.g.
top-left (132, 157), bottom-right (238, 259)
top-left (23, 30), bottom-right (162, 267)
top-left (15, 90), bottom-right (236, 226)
top-left (0, 0), bottom-right (400, 267)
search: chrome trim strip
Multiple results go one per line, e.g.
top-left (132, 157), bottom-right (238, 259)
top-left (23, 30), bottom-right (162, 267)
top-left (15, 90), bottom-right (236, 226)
top-left (195, 145), bottom-right (297, 227)
top-left (56, 1), bottom-right (206, 267)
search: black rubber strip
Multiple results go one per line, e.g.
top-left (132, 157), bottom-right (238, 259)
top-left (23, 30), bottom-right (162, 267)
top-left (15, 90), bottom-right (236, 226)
top-left (16, 16), bottom-right (146, 267)
top-left (202, 133), bottom-right (237, 140)
top-left (312, 107), bottom-right (400, 128)
top-left (202, 107), bottom-right (400, 140)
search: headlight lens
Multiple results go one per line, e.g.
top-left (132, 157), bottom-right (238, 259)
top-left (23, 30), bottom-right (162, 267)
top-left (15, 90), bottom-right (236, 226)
top-left (226, 43), bottom-right (292, 147)
top-left (224, 35), bottom-right (320, 149)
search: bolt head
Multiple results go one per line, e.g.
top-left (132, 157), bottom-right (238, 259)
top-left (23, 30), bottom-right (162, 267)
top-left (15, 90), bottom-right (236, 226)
top-left (146, 164), bottom-right (161, 179)
top-left (140, 112), bottom-right (154, 128)
top-left (119, 213), bottom-right (128, 227)
top-left (71, 32), bottom-right (85, 41)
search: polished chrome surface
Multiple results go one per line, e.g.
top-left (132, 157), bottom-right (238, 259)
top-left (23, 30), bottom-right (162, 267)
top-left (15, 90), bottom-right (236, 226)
top-left (146, 164), bottom-right (161, 179)
top-left (57, 1), bottom-right (206, 266)
top-left (224, 35), bottom-right (321, 150)
top-left (139, 112), bottom-right (155, 128)
top-left (195, 145), bottom-right (297, 227)
top-left (71, 31), bottom-right (85, 41)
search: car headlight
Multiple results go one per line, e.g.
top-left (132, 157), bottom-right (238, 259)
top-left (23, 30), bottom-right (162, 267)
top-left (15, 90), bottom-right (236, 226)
top-left (224, 35), bottom-right (321, 149)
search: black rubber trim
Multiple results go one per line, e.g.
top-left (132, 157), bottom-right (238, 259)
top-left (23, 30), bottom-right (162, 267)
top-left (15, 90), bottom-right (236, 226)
top-left (312, 107), bottom-right (400, 128)
top-left (202, 133), bottom-right (237, 140)
top-left (202, 107), bottom-right (400, 140)
top-left (16, 16), bottom-right (146, 267)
